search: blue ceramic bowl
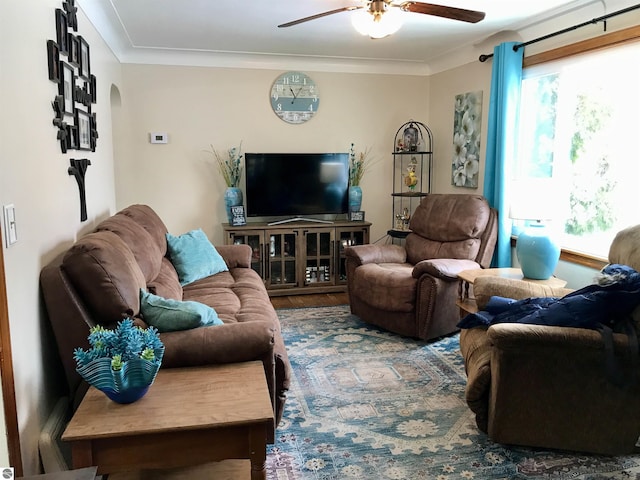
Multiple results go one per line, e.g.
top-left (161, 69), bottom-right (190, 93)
top-left (102, 385), bottom-right (150, 404)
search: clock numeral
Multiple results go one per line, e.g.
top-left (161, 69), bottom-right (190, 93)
top-left (276, 103), bottom-right (282, 112)
top-left (290, 74), bottom-right (300, 84)
top-left (312, 95), bottom-right (318, 102)
top-left (272, 93), bottom-right (279, 101)
top-left (309, 85), bottom-right (314, 93)
top-left (308, 104), bottom-right (314, 112)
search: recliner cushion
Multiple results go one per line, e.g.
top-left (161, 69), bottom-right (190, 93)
top-left (406, 194), bottom-right (490, 264)
top-left (351, 263), bottom-right (416, 312)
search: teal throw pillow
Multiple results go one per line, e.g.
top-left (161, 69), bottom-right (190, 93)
top-left (140, 289), bottom-right (223, 332)
top-left (166, 229), bottom-right (228, 285)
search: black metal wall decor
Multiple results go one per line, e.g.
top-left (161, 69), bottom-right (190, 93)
top-left (68, 159), bottom-right (91, 222)
top-left (48, 0), bottom-right (98, 221)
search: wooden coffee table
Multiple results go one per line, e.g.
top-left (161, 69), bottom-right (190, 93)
top-left (62, 362), bottom-right (273, 480)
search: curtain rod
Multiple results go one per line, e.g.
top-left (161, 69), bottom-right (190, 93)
top-left (478, 3), bottom-right (640, 62)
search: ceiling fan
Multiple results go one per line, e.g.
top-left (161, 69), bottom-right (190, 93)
top-left (278, 1), bottom-right (485, 38)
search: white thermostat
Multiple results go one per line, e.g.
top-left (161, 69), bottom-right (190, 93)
top-left (149, 132), bottom-right (168, 144)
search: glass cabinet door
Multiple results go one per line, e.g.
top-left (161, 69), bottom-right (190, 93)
top-left (304, 229), bottom-right (334, 286)
top-left (227, 231), bottom-right (265, 277)
top-left (267, 231), bottom-right (298, 288)
top-left (336, 227), bottom-right (370, 284)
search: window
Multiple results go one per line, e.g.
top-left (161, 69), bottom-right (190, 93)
top-left (515, 41), bottom-right (640, 259)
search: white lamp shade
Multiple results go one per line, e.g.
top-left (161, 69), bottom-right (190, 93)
top-left (351, 8), bottom-right (402, 38)
top-left (509, 178), bottom-right (560, 221)
top-left (510, 178), bottom-right (562, 279)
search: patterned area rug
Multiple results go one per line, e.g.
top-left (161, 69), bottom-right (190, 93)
top-left (268, 305), bottom-right (640, 480)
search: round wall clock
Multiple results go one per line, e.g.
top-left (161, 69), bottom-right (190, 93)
top-left (270, 71), bottom-right (320, 124)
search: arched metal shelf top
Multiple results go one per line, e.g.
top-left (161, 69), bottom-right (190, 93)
top-left (392, 120), bottom-right (433, 153)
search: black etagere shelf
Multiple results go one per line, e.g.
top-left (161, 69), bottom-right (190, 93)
top-left (388, 121), bottom-right (433, 239)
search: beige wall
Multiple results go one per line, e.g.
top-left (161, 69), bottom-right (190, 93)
top-left (0, 1), bottom-right (121, 474)
top-left (116, 66), bottom-right (429, 244)
top-left (429, 61), bottom-right (492, 195)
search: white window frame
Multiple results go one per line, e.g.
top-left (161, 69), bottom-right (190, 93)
top-left (513, 25), bottom-right (640, 268)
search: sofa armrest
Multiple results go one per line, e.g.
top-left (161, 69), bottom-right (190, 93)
top-left (215, 244), bottom-right (252, 269)
top-left (159, 320), bottom-right (275, 367)
top-left (473, 276), bottom-right (574, 311)
top-left (412, 258), bottom-right (480, 280)
top-left (345, 244), bottom-right (406, 266)
top-left (487, 321), bottom-right (612, 348)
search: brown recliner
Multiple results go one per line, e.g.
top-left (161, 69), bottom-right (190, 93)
top-left (460, 224), bottom-right (640, 455)
top-left (345, 194), bottom-right (498, 340)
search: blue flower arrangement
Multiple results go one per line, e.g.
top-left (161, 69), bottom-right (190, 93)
top-left (73, 319), bottom-right (165, 403)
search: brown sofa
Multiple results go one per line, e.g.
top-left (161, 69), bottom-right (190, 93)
top-left (40, 204), bottom-right (291, 439)
top-left (460, 224), bottom-right (640, 455)
top-left (345, 194), bottom-right (498, 340)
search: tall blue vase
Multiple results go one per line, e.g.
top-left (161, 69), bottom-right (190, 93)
top-left (516, 223), bottom-right (560, 280)
top-left (224, 187), bottom-right (243, 223)
top-left (349, 186), bottom-right (362, 213)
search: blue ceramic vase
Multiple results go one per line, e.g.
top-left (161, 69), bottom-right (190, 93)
top-left (516, 223), bottom-right (560, 280)
top-left (349, 186), bottom-right (362, 213)
top-left (224, 187), bottom-right (244, 223)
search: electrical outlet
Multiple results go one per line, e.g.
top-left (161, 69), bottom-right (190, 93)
top-left (3, 204), bottom-right (17, 247)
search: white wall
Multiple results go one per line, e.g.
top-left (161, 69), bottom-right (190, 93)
top-left (116, 66), bottom-right (429, 244)
top-left (0, 2), bottom-right (121, 474)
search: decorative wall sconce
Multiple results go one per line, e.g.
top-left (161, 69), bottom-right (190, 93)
top-left (68, 159), bottom-right (91, 221)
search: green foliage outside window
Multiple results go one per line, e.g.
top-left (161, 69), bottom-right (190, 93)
top-left (565, 93), bottom-right (616, 236)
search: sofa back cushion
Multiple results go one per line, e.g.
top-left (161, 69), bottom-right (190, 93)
top-left (147, 257), bottom-right (183, 301)
top-left (117, 204), bottom-right (169, 256)
top-left (405, 194), bottom-right (490, 265)
top-left (62, 231), bottom-right (146, 326)
top-left (96, 214), bottom-right (162, 283)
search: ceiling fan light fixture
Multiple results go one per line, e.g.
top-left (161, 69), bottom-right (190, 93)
top-left (351, 6), bottom-right (403, 39)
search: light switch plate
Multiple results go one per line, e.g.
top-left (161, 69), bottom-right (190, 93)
top-left (3, 204), bottom-right (17, 247)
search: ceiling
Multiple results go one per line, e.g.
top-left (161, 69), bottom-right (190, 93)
top-left (78, 0), bottom-right (607, 74)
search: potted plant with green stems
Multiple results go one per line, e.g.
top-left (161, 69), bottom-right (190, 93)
top-left (73, 319), bottom-right (165, 404)
top-left (208, 142), bottom-right (244, 223)
top-left (349, 143), bottom-right (374, 213)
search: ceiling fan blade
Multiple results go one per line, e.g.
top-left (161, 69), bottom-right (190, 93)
top-left (400, 2), bottom-right (485, 23)
top-left (278, 6), bottom-right (362, 28)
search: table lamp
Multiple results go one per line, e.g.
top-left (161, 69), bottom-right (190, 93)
top-left (509, 180), bottom-right (561, 280)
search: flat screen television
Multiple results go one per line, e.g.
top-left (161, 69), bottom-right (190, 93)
top-left (245, 153), bottom-right (349, 219)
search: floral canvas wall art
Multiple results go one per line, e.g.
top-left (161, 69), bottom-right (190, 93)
top-left (452, 91), bottom-right (483, 188)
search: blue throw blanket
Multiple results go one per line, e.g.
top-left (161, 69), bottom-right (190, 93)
top-left (457, 264), bottom-right (640, 331)
top-left (457, 264), bottom-right (640, 387)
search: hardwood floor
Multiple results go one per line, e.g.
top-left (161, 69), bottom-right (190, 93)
top-left (270, 292), bottom-right (349, 309)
